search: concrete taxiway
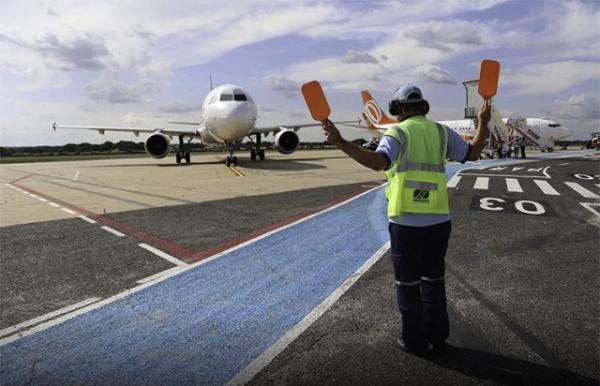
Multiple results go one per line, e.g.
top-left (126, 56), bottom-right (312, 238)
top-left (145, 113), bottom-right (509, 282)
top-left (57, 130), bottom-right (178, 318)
top-left (0, 149), bottom-right (598, 385)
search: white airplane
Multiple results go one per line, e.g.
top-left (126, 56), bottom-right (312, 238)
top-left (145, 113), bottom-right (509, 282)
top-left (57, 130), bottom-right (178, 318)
top-left (358, 91), bottom-right (571, 152)
top-left (54, 84), bottom-right (353, 166)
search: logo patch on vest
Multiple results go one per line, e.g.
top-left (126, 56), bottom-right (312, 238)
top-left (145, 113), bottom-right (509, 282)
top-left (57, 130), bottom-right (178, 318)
top-left (413, 189), bottom-right (430, 203)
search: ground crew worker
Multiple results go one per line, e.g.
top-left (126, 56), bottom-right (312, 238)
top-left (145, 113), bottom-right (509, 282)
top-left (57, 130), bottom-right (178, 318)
top-left (322, 84), bottom-right (491, 356)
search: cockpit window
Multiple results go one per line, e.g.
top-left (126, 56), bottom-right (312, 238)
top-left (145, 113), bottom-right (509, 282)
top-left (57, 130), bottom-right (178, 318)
top-left (233, 88), bottom-right (247, 101)
top-left (220, 93), bottom-right (233, 101)
top-left (548, 123), bottom-right (562, 127)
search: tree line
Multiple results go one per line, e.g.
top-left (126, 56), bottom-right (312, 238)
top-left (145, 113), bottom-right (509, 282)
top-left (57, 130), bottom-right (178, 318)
top-left (0, 140), bottom-right (362, 157)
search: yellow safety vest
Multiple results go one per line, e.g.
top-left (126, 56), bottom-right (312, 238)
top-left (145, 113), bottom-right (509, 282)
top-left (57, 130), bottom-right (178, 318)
top-left (383, 116), bottom-right (449, 217)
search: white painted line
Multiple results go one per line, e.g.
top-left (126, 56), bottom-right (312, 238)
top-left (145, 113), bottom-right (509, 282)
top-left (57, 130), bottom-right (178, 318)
top-left (474, 177), bottom-right (489, 190)
top-left (581, 203), bottom-right (600, 220)
top-left (534, 180), bottom-right (560, 196)
top-left (136, 266), bottom-right (186, 284)
top-left (49, 202), bottom-right (60, 208)
top-left (0, 183), bottom-right (385, 347)
top-left (542, 166), bottom-right (551, 178)
top-left (101, 226), bottom-right (125, 237)
top-left (61, 207), bottom-right (77, 215)
top-left (37, 197), bottom-right (48, 202)
top-left (138, 243), bottom-right (188, 266)
top-left (446, 174), bottom-right (462, 188)
top-left (29, 194), bottom-right (38, 198)
top-left (226, 241), bottom-right (391, 386)
top-left (0, 298), bottom-right (101, 340)
top-left (596, 184), bottom-right (600, 189)
top-left (564, 182), bottom-right (600, 199)
top-left (73, 170), bottom-right (80, 181)
top-left (78, 215), bottom-right (97, 224)
top-left (505, 178), bottom-right (523, 193)
top-left (559, 162), bottom-right (569, 166)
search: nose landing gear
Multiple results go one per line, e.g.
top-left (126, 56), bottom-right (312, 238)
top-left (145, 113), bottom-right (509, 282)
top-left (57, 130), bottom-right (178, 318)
top-left (225, 142), bottom-right (239, 166)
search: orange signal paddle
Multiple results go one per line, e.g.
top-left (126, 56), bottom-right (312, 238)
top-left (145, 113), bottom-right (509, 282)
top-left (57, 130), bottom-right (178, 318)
top-left (301, 81), bottom-right (331, 122)
top-left (478, 59), bottom-right (500, 99)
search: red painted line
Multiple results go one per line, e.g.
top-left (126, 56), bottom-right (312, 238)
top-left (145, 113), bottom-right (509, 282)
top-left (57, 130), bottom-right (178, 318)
top-left (187, 183), bottom-right (383, 262)
top-left (10, 174), bottom-right (33, 184)
top-left (12, 182), bottom-right (199, 259)
top-left (12, 181), bottom-right (384, 264)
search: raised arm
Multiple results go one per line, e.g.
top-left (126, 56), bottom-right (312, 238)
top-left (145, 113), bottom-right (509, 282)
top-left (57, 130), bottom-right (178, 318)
top-left (466, 99), bottom-right (492, 161)
top-left (322, 119), bottom-right (388, 171)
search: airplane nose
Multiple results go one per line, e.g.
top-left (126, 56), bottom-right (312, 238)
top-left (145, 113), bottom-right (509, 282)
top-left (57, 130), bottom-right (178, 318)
top-left (561, 126), bottom-right (571, 139)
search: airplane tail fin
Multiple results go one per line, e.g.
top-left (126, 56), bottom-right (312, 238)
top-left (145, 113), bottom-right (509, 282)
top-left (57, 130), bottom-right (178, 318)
top-left (361, 91), bottom-right (398, 127)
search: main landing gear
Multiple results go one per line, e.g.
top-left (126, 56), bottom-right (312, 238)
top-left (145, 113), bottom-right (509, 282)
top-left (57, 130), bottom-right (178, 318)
top-left (176, 135), bottom-right (191, 164)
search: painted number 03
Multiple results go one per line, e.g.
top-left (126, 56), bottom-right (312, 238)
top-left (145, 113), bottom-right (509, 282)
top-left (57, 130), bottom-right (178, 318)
top-left (479, 197), bottom-right (546, 215)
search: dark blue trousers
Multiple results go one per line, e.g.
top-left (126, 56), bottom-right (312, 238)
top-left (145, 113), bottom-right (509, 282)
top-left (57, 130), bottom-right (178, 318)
top-left (389, 221), bottom-right (451, 351)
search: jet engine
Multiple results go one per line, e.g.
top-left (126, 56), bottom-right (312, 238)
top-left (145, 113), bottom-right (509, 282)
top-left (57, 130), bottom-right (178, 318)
top-left (273, 129), bottom-right (299, 154)
top-left (144, 133), bottom-right (171, 159)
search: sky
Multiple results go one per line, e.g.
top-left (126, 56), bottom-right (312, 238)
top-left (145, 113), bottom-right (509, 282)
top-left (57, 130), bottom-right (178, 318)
top-left (0, 0), bottom-right (599, 146)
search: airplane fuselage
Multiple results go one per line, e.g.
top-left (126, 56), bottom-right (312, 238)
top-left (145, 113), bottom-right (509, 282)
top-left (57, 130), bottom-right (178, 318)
top-left (198, 84), bottom-right (258, 144)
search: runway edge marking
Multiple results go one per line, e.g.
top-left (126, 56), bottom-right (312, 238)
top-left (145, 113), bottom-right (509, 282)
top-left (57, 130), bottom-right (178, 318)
top-left (0, 183), bottom-right (384, 347)
top-left (0, 298), bottom-right (101, 342)
top-left (226, 241), bottom-right (391, 386)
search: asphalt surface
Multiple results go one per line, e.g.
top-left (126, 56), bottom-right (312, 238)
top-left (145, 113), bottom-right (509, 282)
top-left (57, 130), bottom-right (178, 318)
top-left (249, 155), bottom-right (600, 385)
top-left (0, 152), bottom-right (598, 385)
top-left (0, 181), bottom-right (378, 329)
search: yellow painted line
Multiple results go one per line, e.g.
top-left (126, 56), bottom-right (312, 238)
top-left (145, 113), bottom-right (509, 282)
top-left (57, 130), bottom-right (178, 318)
top-left (229, 166), bottom-right (245, 177)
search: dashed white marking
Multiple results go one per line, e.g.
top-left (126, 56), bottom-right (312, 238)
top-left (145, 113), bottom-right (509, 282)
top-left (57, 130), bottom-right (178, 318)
top-left (474, 177), bottom-right (489, 190)
top-left (37, 197), bottom-right (48, 202)
top-left (101, 226), bottom-right (125, 237)
top-left (227, 241), bottom-right (391, 386)
top-left (49, 202), bottom-right (60, 208)
top-left (559, 162), bottom-right (569, 166)
top-left (73, 170), bottom-right (80, 181)
top-left (534, 180), bottom-right (560, 196)
top-left (61, 207), bottom-right (77, 215)
top-left (136, 266), bottom-right (186, 284)
top-left (78, 215), bottom-right (97, 224)
top-left (446, 174), bottom-right (462, 188)
top-left (29, 194), bottom-right (38, 198)
top-left (565, 182), bottom-right (600, 199)
top-left (505, 178), bottom-right (523, 193)
top-left (138, 243), bottom-right (187, 266)
top-left (0, 184), bottom-right (385, 347)
top-left (0, 298), bottom-right (101, 340)
top-left (596, 184), bottom-right (600, 189)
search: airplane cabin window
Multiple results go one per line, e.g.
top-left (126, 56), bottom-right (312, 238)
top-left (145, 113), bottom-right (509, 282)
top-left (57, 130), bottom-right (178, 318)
top-left (220, 93), bottom-right (233, 101)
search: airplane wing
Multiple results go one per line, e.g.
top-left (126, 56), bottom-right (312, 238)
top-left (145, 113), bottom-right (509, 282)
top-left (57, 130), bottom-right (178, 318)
top-left (52, 123), bottom-right (199, 138)
top-left (250, 120), bottom-right (358, 136)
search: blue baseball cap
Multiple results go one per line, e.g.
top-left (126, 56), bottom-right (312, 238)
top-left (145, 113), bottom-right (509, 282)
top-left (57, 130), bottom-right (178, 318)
top-left (393, 84), bottom-right (426, 103)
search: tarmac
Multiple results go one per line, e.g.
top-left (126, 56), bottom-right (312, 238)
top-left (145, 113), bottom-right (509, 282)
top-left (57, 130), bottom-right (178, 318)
top-left (0, 149), bottom-right (598, 385)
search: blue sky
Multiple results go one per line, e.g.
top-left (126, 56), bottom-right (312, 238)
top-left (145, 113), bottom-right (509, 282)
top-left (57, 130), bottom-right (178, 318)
top-left (0, 0), bottom-right (598, 146)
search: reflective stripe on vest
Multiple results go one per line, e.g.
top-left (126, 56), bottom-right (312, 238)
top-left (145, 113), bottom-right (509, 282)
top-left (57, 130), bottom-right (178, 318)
top-left (383, 117), bottom-right (450, 216)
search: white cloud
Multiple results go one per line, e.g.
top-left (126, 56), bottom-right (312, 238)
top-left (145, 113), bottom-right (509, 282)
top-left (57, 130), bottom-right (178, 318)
top-left (342, 51), bottom-right (379, 64)
top-left (504, 61), bottom-right (600, 95)
top-left (412, 64), bottom-right (456, 84)
top-left (548, 94), bottom-right (600, 121)
top-left (84, 71), bottom-right (156, 104)
top-left (263, 75), bottom-right (300, 98)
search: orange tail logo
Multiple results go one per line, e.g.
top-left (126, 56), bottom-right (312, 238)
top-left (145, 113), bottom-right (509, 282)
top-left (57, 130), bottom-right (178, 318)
top-left (361, 91), bottom-right (398, 127)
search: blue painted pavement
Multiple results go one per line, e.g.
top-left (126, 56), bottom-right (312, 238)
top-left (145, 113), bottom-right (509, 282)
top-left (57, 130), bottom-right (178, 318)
top-left (0, 160), bottom-right (508, 385)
